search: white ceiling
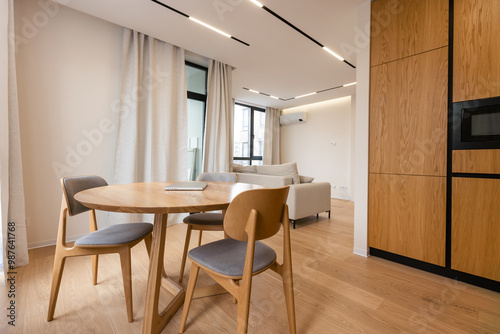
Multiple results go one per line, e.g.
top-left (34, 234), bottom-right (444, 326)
top-left (54, 0), bottom-right (363, 109)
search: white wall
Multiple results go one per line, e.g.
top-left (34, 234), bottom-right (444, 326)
top-left (281, 96), bottom-right (353, 200)
top-left (353, 1), bottom-right (371, 257)
top-left (15, 0), bottom-right (123, 248)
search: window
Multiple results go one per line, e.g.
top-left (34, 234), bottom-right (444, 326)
top-left (186, 62), bottom-right (207, 180)
top-left (233, 103), bottom-right (265, 165)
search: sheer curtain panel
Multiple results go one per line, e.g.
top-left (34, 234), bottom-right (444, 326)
top-left (0, 0), bottom-right (29, 282)
top-left (113, 29), bottom-right (188, 223)
top-left (203, 60), bottom-right (233, 172)
top-left (263, 107), bottom-right (281, 165)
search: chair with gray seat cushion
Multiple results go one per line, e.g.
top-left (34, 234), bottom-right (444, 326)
top-left (178, 172), bottom-right (238, 283)
top-left (179, 187), bottom-right (297, 334)
top-left (47, 175), bottom-right (153, 323)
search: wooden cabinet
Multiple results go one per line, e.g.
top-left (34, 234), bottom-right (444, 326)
top-left (369, 174), bottom-right (446, 266)
top-left (370, 48), bottom-right (448, 176)
top-left (453, 150), bottom-right (500, 174)
top-left (452, 178), bottom-right (500, 281)
top-left (368, 0), bottom-right (448, 266)
top-left (371, 0), bottom-right (448, 66)
top-left (454, 0), bottom-right (500, 102)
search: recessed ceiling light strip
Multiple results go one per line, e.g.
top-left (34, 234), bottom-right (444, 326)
top-left (244, 82), bottom-right (356, 101)
top-left (243, 87), bottom-right (286, 100)
top-left (151, 0), bottom-right (250, 46)
top-left (249, 1), bottom-right (355, 69)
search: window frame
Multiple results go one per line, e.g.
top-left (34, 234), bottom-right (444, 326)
top-left (186, 61), bottom-right (208, 180)
top-left (233, 102), bottom-right (265, 165)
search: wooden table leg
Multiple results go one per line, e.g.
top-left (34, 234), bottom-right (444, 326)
top-left (143, 213), bottom-right (186, 334)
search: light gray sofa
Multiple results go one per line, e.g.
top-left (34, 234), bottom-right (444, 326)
top-left (233, 163), bottom-right (331, 228)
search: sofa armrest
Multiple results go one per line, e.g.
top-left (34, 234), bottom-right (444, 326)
top-left (235, 173), bottom-right (293, 187)
top-left (287, 182), bottom-right (331, 220)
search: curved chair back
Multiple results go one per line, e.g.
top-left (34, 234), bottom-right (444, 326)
top-left (62, 175), bottom-right (108, 216)
top-left (196, 172), bottom-right (238, 183)
top-left (224, 187), bottom-right (289, 241)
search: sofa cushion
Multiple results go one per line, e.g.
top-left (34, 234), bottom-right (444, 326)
top-left (299, 175), bottom-right (315, 183)
top-left (256, 162), bottom-right (300, 184)
top-left (233, 163), bottom-right (257, 173)
top-left (235, 173), bottom-right (293, 187)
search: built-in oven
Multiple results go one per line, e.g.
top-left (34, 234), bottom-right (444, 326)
top-left (453, 96), bottom-right (500, 150)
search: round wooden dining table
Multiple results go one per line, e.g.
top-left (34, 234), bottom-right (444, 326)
top-left (75, 181), bottom-right (263, 334)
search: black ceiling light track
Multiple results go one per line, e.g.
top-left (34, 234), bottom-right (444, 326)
top-left (259, 4), bottom-right (356, 69)
top-left (150, 0), bottom-right (250, 47)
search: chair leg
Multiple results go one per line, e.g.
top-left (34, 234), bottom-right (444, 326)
top-left (119, 248), bottom-right (134, 323)
top-left (179, 225), bottom-right (193, 283)
top-left (282, 269), bottom-right (297, 334)
top-left (179, 263), bottom-right (200, 333)
top-left (197, 229), bottom-right (203, 246)
top-left (236, 281), bottom-right (253, 334)
top-left (47, 254), bottom-right (66, 321)
top-left (91, 255), bottom-right (98, 286)
top-left (144, 233), bottom-right (152, 258)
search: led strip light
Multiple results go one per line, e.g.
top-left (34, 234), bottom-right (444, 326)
top-left (248, 0), bottom-right (355, 68)
top-left (243, 82), bottom-right (356, 101)
top-left (151, 0), bottom-right (250, 46)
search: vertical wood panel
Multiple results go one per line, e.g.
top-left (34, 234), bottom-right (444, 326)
top-left (369, 48), bottom-right (448, 176)
top-left (454, 0), bottom-right (500, 102)
top-left (452, 178), bottom-right (500, 281)
top-left (368, 174), bottom-right (446, 266)
top-left (371, 0), bottom-right (449, 66)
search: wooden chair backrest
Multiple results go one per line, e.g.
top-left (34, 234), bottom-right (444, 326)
top-left (224, 187), bottom-right (289, 241)
top-left (61, 175), bottom-right (108, 216)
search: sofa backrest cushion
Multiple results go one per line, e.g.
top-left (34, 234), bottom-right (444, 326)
top-left (256, 162), bottom-right (301, 184)
top-left (235, 173), bottom-right (293, 187)
top-left (233, 163), bottom-right (257, 173)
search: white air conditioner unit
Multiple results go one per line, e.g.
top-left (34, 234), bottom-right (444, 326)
top-left (279, 112), bottom-right (308, 125)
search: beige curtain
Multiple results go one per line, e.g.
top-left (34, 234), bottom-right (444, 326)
top-left (203, 60), bottom-right (233, 172)
top-left (263, 107), bottom-right (281, 165)
top-left (1, 0), bottom-right (29, 281)
top-left (113, 29), bottom-right (187, 224)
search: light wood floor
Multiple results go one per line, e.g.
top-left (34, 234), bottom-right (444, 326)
top-left (2, 200), bottom-right (500, 333)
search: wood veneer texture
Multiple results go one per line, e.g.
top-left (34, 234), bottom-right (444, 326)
top-left (370, 0), bottom-right (449, 66)
top-left (369, 47), bottom-right (448, 176)
top-left (452, 149), bottom-right (500, 174)
top-left (368, 174), bottom-right (446, 266)
top-left (454, 0), bottom-right (500, 102)
top-left (452, 177), bottom-right (500, 281)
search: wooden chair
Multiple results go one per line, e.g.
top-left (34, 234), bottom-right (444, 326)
top-left (178, 172), bottom-right (238, 283)
top-left (179, 187), bottom-right (297, 334)
top-left (47, 175), bottom-right (153, 323)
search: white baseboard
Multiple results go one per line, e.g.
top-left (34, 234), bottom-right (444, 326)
top-left (353, 247), bottom-right (369, 257)
top-left (28, 233), bottom-right (87, 250)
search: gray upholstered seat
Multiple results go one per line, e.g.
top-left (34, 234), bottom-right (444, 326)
top-left (182, 212), bottom-right (223, 226)
top-left (188, 238), bottom-right (276, 277)
top-left (47, 175), bottom-right (153, 323)
top-left (75, 223), bottom-right (153, 246)
top-left (178, 172), bottom-right (239, 283)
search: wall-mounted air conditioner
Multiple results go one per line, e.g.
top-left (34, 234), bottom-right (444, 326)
top-left (279, 112), bottom-right (308, 125)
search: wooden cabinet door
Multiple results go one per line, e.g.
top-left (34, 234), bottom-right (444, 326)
top-left (454, 0), bottom-right (500, 102)
top-left (452, 178), bottom-right (500, 281)
top-left (369, 174), bottom-right (446, 266)
top-left (370, 48), bottom-right (448, 176)
top-left (371, 0), bottom-right (448, 66)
